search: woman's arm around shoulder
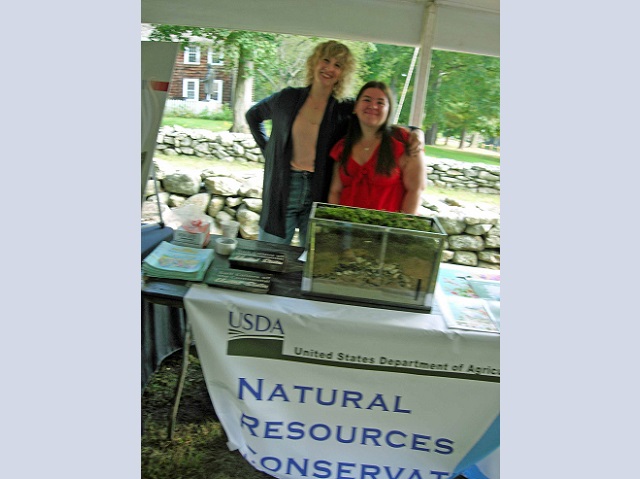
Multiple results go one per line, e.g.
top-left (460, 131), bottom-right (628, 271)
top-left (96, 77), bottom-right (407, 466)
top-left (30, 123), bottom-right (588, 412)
top-left (399, 147), bottom-right (426, 215)
top-left (390, 125), bottom-right (424, 157)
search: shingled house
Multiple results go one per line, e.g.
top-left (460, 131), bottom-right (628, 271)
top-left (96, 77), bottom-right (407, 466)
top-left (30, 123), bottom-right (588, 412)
top-left (141, 24), bottom-right (233, 107)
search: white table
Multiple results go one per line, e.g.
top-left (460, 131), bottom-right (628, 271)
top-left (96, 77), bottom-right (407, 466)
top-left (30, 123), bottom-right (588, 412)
top-left (184, 265), bottom-right (500, 479)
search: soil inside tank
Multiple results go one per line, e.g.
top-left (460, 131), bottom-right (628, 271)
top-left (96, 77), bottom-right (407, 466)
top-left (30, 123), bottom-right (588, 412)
top-left (311, 230), bottom-right (436, 290)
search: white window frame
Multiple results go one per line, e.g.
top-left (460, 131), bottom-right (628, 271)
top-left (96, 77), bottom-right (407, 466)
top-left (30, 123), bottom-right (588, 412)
top-left (207, 48), bottom-right (224, 66)
top-left (184, 46), bottom-right (201, 65)
top-left (182, 79), bottom-right (200, 101)
top-left (208, 80), bottom-right (224, 103)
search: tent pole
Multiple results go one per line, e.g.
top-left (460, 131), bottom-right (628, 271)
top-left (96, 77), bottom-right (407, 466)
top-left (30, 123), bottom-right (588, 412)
top-left (393, 47), bottom-right (419, 125)
top-left (409, 1), bottom-right (437, 128)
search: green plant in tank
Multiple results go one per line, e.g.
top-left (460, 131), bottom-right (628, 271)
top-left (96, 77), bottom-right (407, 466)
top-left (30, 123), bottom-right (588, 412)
top-left (315, 205), bottom-right (433, 232)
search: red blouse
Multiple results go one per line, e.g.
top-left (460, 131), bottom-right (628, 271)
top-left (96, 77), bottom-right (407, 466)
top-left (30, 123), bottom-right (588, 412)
top-left (330, 135), bottom-right (406, 212)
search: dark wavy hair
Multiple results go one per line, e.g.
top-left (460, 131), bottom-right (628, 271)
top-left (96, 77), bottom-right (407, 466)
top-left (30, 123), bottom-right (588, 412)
top-left (339, 81), bottom-right (396, 176)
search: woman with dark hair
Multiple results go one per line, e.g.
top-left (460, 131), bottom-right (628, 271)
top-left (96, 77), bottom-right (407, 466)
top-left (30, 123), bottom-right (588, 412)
top-left (246, 42), bottom-right (423, 246)
top-left (328, 81), bottom-right (426, 214)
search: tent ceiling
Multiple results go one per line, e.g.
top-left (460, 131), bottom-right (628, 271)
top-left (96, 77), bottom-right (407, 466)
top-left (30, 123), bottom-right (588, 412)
top-left (142, 0), bottom-right (499, 127)
top-left (141, 0), bottom-right (499, 57)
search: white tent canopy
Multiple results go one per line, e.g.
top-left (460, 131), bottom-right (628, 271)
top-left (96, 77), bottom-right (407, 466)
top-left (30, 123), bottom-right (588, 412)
top-left (141, 0), bottom-right (499, 126)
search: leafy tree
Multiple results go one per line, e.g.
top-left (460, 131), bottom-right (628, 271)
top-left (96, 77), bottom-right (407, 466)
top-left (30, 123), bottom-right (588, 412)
top-left (148, 25), bottom-right (279, 133)
top-left (423, 50), bottom-right (500, 147)
top-left (252, 35), bottom-right (314, 99)
top-left (252, 36), bottom-right (374, 101)
top-left (361, 44), bottom-right (418, 124)
top-left (147, 25), bottom-right (499, 145)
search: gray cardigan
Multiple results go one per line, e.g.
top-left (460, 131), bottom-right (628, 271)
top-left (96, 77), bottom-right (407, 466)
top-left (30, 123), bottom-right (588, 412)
top-left (246, 86), bottom-right (354, 238)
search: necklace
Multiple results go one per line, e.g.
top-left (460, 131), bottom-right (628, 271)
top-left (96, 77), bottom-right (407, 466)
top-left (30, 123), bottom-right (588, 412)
top-left (361, 138), bottom-right (379, 151)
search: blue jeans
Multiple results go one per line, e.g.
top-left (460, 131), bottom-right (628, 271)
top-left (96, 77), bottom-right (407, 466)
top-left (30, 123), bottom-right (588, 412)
top-left (259, 170), bottom-right (314, 247)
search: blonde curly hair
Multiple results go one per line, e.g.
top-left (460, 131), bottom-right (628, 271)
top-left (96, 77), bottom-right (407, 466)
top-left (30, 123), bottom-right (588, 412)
top-left (305, 40), bottom-right (356, 100)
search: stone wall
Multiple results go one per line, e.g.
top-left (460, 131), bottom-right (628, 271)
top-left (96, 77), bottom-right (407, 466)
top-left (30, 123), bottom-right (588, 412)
top-left (156, 125), bottom-right (501, 195)
top-left (144, 127), bottom-right (500, 269)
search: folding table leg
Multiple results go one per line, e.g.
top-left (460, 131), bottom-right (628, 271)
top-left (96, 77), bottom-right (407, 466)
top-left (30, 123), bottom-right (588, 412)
top-left (168, 316), bottom-right (191, 440)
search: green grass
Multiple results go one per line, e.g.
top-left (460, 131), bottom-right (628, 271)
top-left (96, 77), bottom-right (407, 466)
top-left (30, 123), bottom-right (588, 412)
top-left (154, 152), bottom-right (264, 174)
top-left (425, 186), bottom-right (500, 206)
top-left (162, 116), bottom-right (233, 131)
top-left (424, 145), bottom-right (500, 166)
top-left (142, 347), bottom-right (274, 479)
top-left (161, 116), bottom-right (273, 135)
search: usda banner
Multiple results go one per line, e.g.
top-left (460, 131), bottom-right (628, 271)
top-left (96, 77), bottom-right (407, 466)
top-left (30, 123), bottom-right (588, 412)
top-left (185, 285), bottom-right (500, 479)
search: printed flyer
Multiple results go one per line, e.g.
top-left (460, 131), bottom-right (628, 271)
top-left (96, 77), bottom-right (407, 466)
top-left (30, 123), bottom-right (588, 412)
top-left (435, 264), bottom-right (501, 333)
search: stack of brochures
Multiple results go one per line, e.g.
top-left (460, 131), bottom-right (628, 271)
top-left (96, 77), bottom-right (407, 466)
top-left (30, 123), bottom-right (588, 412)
top-left (434, 265), bottom-right (500, 333)
top-left (142, 241), bottom-right (214, 281)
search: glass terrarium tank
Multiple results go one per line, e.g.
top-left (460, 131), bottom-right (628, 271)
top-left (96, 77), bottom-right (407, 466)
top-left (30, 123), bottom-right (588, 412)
top-left (301, 203), bottom-right (446, 312)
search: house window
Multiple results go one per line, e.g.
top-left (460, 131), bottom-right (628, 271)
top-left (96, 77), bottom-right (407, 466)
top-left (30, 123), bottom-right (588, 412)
top-left (184, 46), bottom-right (201, 65)
top-left (183, 79), bottom-right (199, 100)
top-left (207, 48), bottom-right (224, 66)
top-left (207, 80), bottom-right (224, 103)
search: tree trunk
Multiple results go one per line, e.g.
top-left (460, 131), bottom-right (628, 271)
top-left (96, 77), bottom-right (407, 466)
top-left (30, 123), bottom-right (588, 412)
top-left (230, 50), bottom-right (253, 133)
top-left (426, 123), bottom-right (438, 145)
top-left (424, 71), bottom-right (443, 146)
top-left (458, 128), bottom-right (467, 149)
top-left (469, 133), bottom-right (477, 148)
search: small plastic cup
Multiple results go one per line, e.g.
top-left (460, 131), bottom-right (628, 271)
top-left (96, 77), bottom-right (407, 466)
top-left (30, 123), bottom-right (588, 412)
top-left (221, 220), bottom-right (240, 239)
top-left (214, 237), bottom-right (238, 255)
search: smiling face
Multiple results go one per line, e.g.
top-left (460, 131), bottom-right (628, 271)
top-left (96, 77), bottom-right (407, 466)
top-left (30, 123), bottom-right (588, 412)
top-left (313, 56), bottom-right (343, 90)
top-left (354, 87), bottom-right (391, 129)
top-left (305, 41), bottom-right (355, 99)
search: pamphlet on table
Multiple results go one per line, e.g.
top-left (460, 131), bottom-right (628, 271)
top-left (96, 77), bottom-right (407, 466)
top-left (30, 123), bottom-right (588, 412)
top-left (435, 265), bottom-right (501, 333)
top-left (142, 241), bottom-right (214, 281)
